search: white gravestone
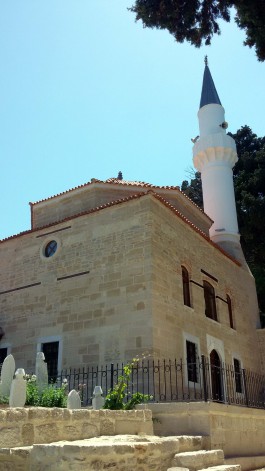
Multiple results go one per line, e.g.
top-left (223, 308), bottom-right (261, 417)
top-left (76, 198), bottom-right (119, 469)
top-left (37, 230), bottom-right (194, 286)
top-left (67, 389), bottom-right (82, 409)
top-left (9, 368), bottom-right (27, 407)
top-left (0, 354), bottom-right (15, 397)
top-left (35, 352), bottom-right (48, 393)
top-left (92, 386), bottom-right (104, 410)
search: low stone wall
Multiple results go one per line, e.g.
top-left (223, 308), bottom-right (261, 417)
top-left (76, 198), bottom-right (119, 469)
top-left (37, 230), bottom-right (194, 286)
top-left (0, 407), bottom-right (153, 448)
top-left (137, 402), bottom-right (265, 458)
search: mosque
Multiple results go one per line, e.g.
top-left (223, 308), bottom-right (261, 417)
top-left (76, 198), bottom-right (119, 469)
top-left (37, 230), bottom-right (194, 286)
top-left (0, 60), bottom-right (264, 384)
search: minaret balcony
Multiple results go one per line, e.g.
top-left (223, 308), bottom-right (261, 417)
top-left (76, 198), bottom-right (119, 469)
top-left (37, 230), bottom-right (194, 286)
top-left (193, 133), bottom-right (238, 172)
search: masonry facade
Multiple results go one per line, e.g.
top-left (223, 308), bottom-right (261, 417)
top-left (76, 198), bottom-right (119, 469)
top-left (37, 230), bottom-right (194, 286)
top-left (0, 178), bottom-right (262, 375)
top-left (0, 62), bottom-right (263, 382)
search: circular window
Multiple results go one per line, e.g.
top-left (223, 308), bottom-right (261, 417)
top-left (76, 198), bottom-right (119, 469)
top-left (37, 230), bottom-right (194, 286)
top-left (44, 240), bottom-right (58, 258)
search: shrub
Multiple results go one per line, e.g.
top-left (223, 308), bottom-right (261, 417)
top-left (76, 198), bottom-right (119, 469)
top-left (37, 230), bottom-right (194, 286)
top-left (25, 375), bottom-right (68, 407)
top-left (103, 359), bottom-right (151, 410)
top-left (0, 395), bottom-right (9, 405)
top-left (26, 379), bottom-right (40, 406)
top-left (40, 385), bottom-right (67, 408)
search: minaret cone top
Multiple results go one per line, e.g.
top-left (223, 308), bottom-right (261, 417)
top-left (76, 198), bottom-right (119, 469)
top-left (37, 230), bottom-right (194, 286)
top-left (200, 62), bottom-right (222, 109)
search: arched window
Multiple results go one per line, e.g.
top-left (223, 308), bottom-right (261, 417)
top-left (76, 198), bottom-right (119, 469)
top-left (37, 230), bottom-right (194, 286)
top-left (182, 266), bottom-right (191, 307)
top-left (203, 281), bottom-right (217, 321)
top-left (227, 295), bottom-right (234, 329)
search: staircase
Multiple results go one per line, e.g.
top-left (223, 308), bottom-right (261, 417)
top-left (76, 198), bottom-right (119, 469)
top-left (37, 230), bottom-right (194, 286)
top-left (167, 435), bottom-right (241, 471)
top-left (0, 434), bottom-right (242, 470)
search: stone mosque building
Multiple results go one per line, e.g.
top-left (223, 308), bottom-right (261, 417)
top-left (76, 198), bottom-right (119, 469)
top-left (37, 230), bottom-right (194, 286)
top-left (0, 62), bottom-right (264, 383)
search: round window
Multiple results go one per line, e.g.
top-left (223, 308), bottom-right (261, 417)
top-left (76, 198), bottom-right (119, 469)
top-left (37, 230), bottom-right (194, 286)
top-left (44, 240), bottom-right (58, 258)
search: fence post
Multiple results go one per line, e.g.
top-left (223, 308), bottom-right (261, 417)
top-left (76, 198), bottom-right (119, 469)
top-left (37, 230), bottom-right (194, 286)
top-left (110, 363), bottom-right (114, 391)
top-left (201, 355), bottom-right (208, 402)
top-left (242, 369), bottom-right (249, 407)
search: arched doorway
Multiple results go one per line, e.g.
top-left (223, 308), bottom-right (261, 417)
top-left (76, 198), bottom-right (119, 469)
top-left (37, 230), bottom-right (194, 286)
top-left (210, 349), bottom-right (223, 401)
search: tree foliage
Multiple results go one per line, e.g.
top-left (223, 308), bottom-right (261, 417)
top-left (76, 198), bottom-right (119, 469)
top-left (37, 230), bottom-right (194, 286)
top-left (129, 1), bottom-right (265, 61)
top-left (181, 126), bottom-right (265, 320)
top-left (181, 171), bottom-right (203, 208)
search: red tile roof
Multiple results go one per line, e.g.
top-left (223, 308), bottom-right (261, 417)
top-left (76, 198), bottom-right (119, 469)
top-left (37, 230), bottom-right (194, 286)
top-left (1, 190), bottom-right (240, 266)
top-left (30, 177), bottom-right (211, 221)
top-left (30, 178), bottom-right (179, 206)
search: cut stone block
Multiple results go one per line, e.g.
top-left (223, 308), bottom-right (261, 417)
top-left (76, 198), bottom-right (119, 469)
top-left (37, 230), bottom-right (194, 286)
top-left (172, 449), bottom-right (224, 471)
top-left (198, 465), bottom-right (241, 471)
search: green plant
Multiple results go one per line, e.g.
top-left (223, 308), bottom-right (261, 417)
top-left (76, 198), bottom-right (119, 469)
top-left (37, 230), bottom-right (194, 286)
top-left (25, 374), bottom-right (40, 406)
top-left (40, 385), bottom-right (67, 408)
top-left (103, 359), bottom-right (151, 410)
top-left (124, 391), bottom-right (150, 410)
top-left (0, 395), bottom-right (9, 405)
top-left (25, 375), bottom-right (68, 407)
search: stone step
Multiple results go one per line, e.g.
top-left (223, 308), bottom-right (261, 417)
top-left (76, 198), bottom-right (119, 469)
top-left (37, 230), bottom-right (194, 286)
top-left (167, 466), bottom-right (240, 471)
top-left (225, 455), bottom-right (265, 471)
top-left (177, 436), bottom-right (210, 453)
top-left (28, 435), bottom-right (181, 470)
top-left (167, 467), bottom-right (189, 471)
top-left (0, 446), bottom-right (32, 471)
top-left (172, 449), bottom-right (224, 471)
top-left (198, 465), bottom-right (241, 471)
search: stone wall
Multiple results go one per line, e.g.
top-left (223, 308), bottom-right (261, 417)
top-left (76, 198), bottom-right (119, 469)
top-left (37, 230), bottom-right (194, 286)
top-left (0, 407), bottom-right (153, 448)
top-left (138, 402), bottom-right (265, 458)
top-left (149, 196), bottom-right (261, 368)
top-left (0, 190), bottom-right (262, 375)
top-left (0, 196), bottom-right (155, 369)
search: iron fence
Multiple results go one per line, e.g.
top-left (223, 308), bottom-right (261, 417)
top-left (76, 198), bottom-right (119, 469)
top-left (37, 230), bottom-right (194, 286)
top-left (56, 356), bottom-right (265, 409)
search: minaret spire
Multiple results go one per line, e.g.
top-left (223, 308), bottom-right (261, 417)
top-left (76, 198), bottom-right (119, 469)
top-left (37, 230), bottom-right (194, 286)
top-left (200, 58), bottom-right (221, 108)
top-left (192, 60), bottom-right (246, 264)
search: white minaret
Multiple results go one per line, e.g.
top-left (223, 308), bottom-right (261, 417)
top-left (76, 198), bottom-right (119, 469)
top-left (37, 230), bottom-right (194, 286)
top-left (193, 57), bottom-right (245, 263)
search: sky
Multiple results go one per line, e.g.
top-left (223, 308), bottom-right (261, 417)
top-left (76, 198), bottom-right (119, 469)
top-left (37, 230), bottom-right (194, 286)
top-left (0, 1), bottom-right (264, 240)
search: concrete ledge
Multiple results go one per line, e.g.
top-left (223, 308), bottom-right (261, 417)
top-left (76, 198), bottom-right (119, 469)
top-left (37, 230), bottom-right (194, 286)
top-left (225, 455), bottom-right (265, 471)
top-left (137, 402), bottom-right (265, 458)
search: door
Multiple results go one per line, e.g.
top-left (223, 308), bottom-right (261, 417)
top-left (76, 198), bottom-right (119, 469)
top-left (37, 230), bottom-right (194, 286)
top-left (210, 349), bottom-right (223, 401)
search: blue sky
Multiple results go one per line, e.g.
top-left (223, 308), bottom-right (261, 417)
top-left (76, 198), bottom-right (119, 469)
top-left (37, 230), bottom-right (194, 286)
top-left (0, 1), bottom-right (264, 240)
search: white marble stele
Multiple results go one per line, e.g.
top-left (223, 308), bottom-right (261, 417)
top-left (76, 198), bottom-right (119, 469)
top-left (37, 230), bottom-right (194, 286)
top-left (9, 368), bottom-right (27, 407)
top-left (67, 389), bottom-right (82, 409)
top-left (0, 354), bottom-right (16, 397)
top-left (92, 386), bottom-right (104, 410)
top-left (35, 352), bottom-right (48, 393)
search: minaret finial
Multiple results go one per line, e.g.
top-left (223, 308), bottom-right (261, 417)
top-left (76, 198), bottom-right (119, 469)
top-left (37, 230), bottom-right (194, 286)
top-left (204, 55), bottom-right (208, 67)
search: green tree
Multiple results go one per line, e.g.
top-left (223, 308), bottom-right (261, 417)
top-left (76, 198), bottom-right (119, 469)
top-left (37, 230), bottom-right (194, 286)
top-left (181, 126), bottom-right (265, 322)
top-left (129, 1), bottom-right (265, 61)
top-left (181, 171), bottom-right (203, 208)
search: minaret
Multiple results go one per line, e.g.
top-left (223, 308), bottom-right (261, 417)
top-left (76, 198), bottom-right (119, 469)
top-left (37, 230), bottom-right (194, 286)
top-left (193, 57), bottom-right (245, 264)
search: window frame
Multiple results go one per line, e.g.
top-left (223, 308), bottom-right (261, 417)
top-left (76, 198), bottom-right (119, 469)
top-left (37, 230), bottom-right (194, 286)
top-left (233, 357), bottom-right (243, 394)
top-left (186, 340), bottom-right (198, 383)
top-left (40, 237), bottom-right (61, 261)
top-left (203, 280), bottom-right (218, 321)
top-left (0, 344), bottom-right (12, 374)
top-left (37, 335), bottom-right (63, 381)
top-left (181, 265), bottom-right (192, 308)
top-left (183, 333), bottom-right (201, 387)
top-left (227, 294), bottom-right (235, 329)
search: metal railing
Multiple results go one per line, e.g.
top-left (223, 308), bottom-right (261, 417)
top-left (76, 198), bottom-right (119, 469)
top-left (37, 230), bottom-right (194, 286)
top-left (56, 356), bottom-right (265, 409)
